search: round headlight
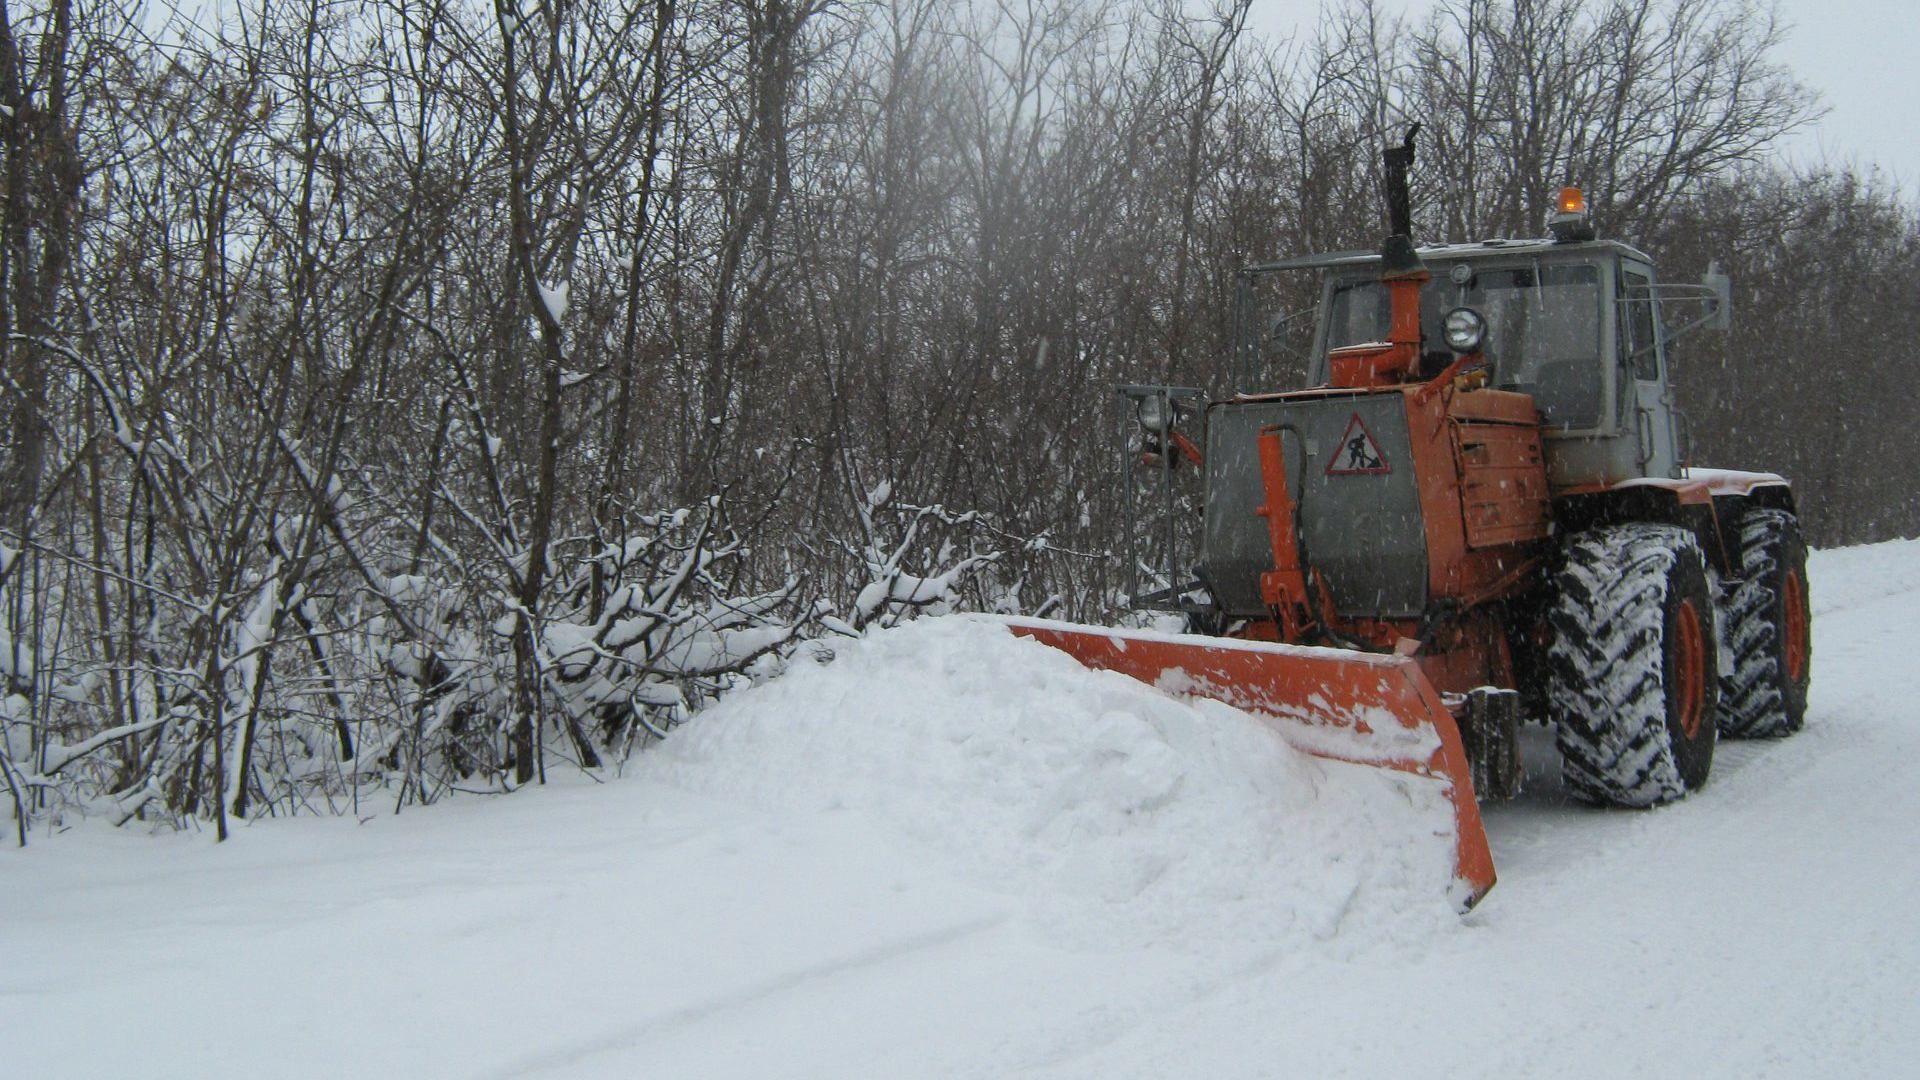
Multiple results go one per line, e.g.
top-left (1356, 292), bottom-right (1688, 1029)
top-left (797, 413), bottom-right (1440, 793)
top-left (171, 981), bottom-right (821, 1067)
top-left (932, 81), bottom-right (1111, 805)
top-left (1136, 394), bottom-right (1171, 433)
top-left (1443, 307), bottom-right (1487, 353)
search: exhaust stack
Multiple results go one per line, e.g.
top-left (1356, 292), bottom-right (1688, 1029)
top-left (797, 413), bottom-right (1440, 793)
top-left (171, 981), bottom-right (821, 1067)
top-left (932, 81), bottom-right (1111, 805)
top-left (1328, 125), bottom-right (1434, 389)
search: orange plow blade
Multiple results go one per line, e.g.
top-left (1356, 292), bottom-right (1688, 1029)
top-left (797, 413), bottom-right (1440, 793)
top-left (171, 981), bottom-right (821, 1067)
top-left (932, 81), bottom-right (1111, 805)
top-left (997, 615), bottom-right (1496, 909)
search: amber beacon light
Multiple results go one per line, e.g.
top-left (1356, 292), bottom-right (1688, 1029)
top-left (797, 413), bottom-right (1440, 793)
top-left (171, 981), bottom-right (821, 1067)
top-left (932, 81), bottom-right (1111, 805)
top-left (1549, 184), bottom-right (1595, 242)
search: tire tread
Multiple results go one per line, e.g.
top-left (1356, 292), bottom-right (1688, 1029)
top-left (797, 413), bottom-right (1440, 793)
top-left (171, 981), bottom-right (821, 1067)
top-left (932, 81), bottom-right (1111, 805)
top-left (1548, 524), bottom-right (1714, 806)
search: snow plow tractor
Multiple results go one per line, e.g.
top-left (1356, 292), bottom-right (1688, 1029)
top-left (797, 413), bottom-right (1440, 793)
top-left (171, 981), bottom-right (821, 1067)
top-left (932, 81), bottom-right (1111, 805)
top-left (1007, 129), bottom-right (1812, 908)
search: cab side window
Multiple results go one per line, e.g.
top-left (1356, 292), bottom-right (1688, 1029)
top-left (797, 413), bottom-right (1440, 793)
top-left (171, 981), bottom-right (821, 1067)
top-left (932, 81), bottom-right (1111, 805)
top-left (1620, 268), bottom-right (1659, 382)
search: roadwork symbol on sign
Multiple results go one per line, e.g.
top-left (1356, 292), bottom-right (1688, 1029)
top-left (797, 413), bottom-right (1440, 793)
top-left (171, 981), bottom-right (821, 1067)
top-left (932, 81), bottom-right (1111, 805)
top-left (1327, 412), bottom-right (1391, 475)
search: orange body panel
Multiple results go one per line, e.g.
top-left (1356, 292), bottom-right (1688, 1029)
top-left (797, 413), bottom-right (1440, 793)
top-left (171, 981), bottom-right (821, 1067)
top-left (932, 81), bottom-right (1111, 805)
top-left (998, 615), bottom-right (1497, 909)
top-left (1327, 343), bottom-right (1401, 388)
top-left (1457, 423), bottom-right (1552, 548)
top-left (1444, 386), bottom-right (1541, 425)
top-left (1400, 386), bottom-right (1553, 609)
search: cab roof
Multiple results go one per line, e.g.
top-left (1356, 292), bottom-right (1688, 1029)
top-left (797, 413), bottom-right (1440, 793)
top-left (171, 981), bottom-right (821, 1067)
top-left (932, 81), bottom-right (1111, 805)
top-left (1243, 236), bottom-right (1653, 275)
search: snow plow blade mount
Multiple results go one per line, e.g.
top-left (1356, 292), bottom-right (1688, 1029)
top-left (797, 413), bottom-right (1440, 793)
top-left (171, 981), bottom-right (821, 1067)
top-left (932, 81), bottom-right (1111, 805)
top-left (997, 616), bottom-right (1496, 910)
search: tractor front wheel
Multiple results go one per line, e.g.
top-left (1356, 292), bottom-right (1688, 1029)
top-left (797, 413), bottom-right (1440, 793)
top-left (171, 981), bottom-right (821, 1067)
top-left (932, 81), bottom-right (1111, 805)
top-left (1547, 524), bottom-right (1719, 807)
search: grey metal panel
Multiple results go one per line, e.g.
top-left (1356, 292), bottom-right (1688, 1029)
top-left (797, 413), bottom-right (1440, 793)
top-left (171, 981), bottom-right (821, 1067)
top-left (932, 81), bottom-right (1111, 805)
top-left (1199, 395), bottom-right (1428, 619)
top-left (1545, 430), bottom-right (1646, 486)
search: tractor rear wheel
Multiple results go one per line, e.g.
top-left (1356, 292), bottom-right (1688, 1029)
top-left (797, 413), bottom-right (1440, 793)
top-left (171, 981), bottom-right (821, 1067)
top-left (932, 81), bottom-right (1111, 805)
top-left (1717, 509), bottom-right (1812, 737)
top-left (1547, 524), bottom-right (1719, 807)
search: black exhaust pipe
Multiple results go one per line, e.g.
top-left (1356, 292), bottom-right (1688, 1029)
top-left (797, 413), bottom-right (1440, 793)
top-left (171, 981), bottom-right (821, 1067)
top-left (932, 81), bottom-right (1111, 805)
top-left (1381, 124), bottom-right (1424, 278)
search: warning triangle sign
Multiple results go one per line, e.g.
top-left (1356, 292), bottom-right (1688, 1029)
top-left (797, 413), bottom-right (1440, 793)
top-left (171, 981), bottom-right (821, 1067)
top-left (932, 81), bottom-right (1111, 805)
top-left (1326, 412), bottom-right (1391, 475)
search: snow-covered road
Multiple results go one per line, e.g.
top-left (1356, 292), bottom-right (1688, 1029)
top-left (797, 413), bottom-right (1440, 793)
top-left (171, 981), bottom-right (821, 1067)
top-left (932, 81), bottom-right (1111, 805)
top-left (7, 542), bottom-right (1919, 1078)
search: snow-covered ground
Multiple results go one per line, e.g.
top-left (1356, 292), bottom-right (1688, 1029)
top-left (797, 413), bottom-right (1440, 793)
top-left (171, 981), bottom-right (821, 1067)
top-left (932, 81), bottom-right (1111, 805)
top-left (7, 541), bottom-right (1919, 1078)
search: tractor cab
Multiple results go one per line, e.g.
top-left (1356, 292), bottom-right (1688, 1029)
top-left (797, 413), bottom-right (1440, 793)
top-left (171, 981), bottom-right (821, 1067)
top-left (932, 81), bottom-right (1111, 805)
top-left (1239, 230), bottom-right (1730, 489)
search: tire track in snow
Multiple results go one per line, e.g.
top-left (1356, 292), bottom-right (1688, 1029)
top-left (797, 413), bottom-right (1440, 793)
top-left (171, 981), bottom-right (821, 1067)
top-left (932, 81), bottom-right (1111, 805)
top-left (485, 913), bottom-right (1008, 1079)
top-left (995, 940), bottom-right (1323, 1076)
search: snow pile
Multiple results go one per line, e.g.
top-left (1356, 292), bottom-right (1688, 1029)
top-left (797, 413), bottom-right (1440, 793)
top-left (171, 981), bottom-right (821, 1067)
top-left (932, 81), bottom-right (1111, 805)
top-left (647, 615), bottom-right (1461, 949)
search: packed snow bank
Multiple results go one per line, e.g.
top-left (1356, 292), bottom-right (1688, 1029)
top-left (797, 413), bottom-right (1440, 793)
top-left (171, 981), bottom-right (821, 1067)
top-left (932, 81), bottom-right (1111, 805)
top-left (647, 615), bottom-right (1460, 949)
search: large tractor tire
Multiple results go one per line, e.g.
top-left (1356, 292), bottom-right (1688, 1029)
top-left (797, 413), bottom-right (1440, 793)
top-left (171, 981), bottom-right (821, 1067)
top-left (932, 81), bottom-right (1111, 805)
top-left (1717, 509), bottom-right (1812, 737)
top-left (1547, 524), bottom-right (1719, 807)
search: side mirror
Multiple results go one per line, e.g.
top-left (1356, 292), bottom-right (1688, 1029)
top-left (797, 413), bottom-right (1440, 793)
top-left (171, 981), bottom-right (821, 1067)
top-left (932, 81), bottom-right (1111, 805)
top-left (1701, 261), bottom-right (1731, 332)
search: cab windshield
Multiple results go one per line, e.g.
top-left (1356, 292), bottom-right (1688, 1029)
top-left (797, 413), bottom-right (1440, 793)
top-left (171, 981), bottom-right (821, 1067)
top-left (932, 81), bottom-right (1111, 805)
top-left (1325, 260), bottom-right (1604, 428)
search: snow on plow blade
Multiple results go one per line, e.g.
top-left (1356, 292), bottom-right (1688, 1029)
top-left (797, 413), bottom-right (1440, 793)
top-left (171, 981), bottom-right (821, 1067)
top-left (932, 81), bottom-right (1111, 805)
top-left (997, 615), bottom-right (1496, 909)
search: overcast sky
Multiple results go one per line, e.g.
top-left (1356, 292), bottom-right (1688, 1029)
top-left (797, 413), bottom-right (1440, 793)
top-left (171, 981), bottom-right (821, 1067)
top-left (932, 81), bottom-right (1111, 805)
top-left (1242, 0), bottom-right (1920, 188)
top-left (169, 0), bottom-right (1918, 187)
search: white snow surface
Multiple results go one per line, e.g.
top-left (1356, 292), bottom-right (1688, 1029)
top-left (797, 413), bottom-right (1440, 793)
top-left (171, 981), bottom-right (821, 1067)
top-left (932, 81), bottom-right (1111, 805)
top-left (8, 541), bottom-right (1920, 1077)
